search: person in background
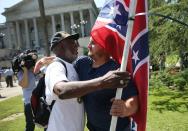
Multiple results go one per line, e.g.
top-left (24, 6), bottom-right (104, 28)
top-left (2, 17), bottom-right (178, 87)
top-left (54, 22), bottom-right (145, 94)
top-left (4, 67), bottom-right (14, 87)
top-left (17, 51), bottom-right (38, 131)
top-left (159, 52), bottom-right (166, 71)
top-left (0, 66), bottom-right (2, 88)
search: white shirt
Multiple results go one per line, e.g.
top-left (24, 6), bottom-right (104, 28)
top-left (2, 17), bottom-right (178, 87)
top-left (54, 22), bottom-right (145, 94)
top-left (4, 68), bottom-right (14, 77)
top-left (45, 58), bottom-right (84, 131)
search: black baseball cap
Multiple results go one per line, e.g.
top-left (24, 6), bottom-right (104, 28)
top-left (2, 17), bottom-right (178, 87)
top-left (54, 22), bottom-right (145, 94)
top-left (50, 31), bottom-right (79, 51)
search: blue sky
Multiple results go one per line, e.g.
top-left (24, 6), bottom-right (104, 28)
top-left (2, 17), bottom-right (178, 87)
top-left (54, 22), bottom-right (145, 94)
top-left (0, 0), bottom-right (106, 24)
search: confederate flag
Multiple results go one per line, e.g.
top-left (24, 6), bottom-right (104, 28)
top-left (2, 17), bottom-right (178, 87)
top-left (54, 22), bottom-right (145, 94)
top-left (91, 0), bottom-right (149, 131)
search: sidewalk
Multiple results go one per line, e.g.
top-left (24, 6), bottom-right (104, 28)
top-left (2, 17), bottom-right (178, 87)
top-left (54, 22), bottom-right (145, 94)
top-left (0, 81), bottom-right (22, 102)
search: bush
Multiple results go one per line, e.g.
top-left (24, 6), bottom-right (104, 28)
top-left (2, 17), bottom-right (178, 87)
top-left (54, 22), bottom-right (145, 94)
top-left (149, 77), bottom-right (164, 88)
top-left (150, 69), bottom-right (188, 91)
top-left (173, 77), bottom-right (186, 91)
top-left (181, 69), bottom-right (188, 81)
top-left (166, 54), bottom-right (179, 67)
top-left (157, 71), bottom-right (174, 87)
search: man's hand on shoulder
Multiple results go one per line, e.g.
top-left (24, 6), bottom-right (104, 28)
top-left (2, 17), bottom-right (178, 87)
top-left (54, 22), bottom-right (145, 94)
top-left (34, 56), bottom-right (55, 74)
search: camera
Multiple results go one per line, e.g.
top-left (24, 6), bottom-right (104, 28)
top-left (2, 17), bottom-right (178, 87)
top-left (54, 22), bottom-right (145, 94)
top-left (12, 50), bottom-right (38, 73)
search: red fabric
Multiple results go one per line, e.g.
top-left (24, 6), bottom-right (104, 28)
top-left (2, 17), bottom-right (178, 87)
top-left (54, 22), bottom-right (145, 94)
top-left (91, 0), bottom-right (149, 131)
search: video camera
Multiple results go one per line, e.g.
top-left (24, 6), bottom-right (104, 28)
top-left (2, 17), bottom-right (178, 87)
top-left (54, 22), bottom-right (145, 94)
top-left (12, 49), bottom-right (38, 73)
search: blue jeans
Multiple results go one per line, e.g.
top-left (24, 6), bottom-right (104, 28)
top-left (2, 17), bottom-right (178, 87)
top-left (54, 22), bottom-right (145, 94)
top-left (24, 103), bottom-right (35, 131)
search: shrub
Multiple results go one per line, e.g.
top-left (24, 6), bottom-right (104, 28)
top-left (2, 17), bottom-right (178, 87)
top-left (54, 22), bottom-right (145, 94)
top-left (173, 77), bottom-right (186, 91)
top-left (150, 69), bottom-right (188, 91)
top-left (157, 71), bottom-right (174, 87)
top-left (181, 69), bottom-right (188, 81)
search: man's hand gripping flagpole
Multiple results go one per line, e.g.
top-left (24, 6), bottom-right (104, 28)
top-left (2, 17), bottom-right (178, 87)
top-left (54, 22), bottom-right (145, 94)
top-left (109, 0), bottom-right (138, 130)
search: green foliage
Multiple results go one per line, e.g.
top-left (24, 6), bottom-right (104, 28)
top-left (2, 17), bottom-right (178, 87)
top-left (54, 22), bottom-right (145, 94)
top-left (150, 69), bottom-right (188, 91)
top-left (148, 0), bottom-right (166, 9)
top-left (166, 54), bottom-right (179, 66)
top-left (172, 69), bottom-right (188, 90)
top-left (157, 71), bottom-right (174, 87)
top-left (179, 0), bottom-right (188, 4)
top-left (173, 77), bottom-right (186, 90)
top-left (149, 1), bottom-right (188, 64)
top-left (149, 73), bottom-right (165, 88)
top-left (181, 69), bottom-right (188, 81)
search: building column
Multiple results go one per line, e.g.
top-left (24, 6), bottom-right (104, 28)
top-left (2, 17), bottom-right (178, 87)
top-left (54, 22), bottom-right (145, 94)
top-left (6, 22), bottom-right (12, 48)
top-left (15, 21), bottom-right (21, 49)
top-left (24, 19), bottom-right (30, 49)
top-left (12, 23), bottom-right (17, 49)
top-left (33, 18), bottom-right (39, 48)
top-left (51, 15), bottom-right (56, 34)
top-left (70, 12), bottom-right (74, 34)
top-left (60, 13), bottom-right (65, 31)
top-left (89, 9), bottom-right (95, 28)
top-left (79, 10), bottom-right (84, 37)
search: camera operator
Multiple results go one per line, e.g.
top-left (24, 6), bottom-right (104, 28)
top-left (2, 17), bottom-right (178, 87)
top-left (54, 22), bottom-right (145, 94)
top-left (17, 50), bottom-right (38, 131)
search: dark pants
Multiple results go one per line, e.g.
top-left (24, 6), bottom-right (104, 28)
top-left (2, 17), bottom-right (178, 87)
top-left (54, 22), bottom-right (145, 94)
top-left (24, 103), bottom-right (35, 131)
top-left (87, 122), bottom-right (130, 131)
top-left (0, 75), bottom-right (2, 88)
top-left (5, 75), bottom-right (13, 87)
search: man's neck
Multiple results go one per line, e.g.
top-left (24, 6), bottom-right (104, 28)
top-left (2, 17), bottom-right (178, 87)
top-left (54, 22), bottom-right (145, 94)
top-left (92, 57), bottom-right (110, 68)
top-left (56, 55), bottom-right (72, 64)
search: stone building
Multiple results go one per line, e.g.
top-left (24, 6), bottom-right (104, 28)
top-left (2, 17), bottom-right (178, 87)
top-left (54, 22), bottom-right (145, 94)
top-left (0, 0), bottom-right (98, 55)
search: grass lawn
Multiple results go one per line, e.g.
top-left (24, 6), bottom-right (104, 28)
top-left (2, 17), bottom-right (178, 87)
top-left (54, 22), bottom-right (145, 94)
top-left (147, 87), bottom-right (188, 131)
top-left (0, 95), bottom-right (88, 131)
top-left (0, 88), bottom-right (188, 131)
top-left (0, 95), bottom-right (23, 120)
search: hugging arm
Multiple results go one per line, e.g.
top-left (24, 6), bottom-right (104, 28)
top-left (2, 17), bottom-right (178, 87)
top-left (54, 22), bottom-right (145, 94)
top-left (53, 70), bottom-right (130, 99)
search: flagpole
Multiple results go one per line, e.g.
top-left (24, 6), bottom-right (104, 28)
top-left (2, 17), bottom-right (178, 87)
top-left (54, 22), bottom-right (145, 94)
top-left (109, 0), bottom-right (138, 130)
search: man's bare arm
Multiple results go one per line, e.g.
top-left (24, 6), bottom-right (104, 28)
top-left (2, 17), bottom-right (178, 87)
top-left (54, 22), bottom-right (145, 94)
top-left (18, 67), bottom-right (29, 88)
top-left (53, 70), bottom-right (130, 99)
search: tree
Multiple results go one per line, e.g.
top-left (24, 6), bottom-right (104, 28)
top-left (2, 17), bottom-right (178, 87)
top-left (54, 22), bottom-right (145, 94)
top-left (149, 1), bottom-right (188, 68)
top-left (148, 0), bottom-right (166, 9)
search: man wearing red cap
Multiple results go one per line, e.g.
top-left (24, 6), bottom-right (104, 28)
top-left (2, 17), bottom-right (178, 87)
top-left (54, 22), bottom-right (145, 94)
top-left (43, 31), bottom-right (131, 131)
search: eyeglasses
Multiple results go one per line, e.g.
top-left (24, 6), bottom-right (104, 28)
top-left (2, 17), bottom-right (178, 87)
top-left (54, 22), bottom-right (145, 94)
top-left (88, 41), bottom-right (95, 48)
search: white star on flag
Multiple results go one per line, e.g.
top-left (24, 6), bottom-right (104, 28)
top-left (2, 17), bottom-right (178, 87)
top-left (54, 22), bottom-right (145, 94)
top-left (116, 25), bottom-right (121, 30)
top-left (108, 4), bottom-right (121, 18)
top-left (132, 50), bottom-right (140, 64)
top-left (131, 118), bottom-right (137, 131)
